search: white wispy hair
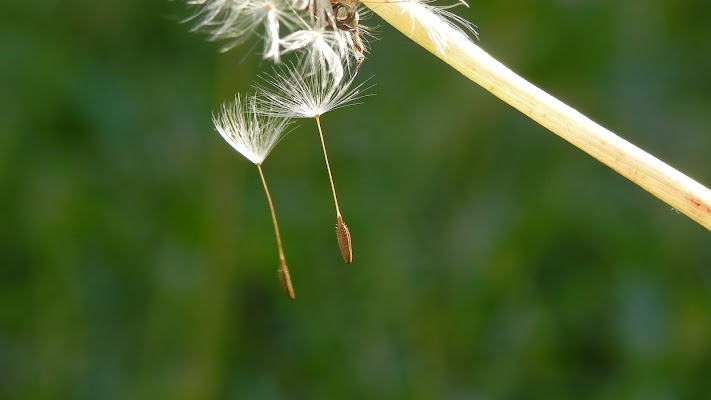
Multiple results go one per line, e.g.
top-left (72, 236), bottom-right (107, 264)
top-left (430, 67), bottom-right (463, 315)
top-left (254, 63), bottom-right (372, 119)
top-left (186, 0), bottom-right (300, 59)
top-left (184, 0), bottom-right (370, 70)
top-left (405, 0), bottom-right (479, 54)
top-left (292, 0), bottom-right (332, 25)
top-left (213, 94), bottom-right (293, 164)
top-left (280, 26), bottom-right (346, 84)
top-left (288, 0), bottom-right (371, 64)
top-left (184, 0), bottom-right (478, 75)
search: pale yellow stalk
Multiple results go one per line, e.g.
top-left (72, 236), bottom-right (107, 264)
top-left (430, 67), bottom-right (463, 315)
top-left (363, 0), bottom-right (711, 230)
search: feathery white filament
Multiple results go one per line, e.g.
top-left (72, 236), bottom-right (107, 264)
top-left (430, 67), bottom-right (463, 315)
top-left (185, 0), bottom-right (374, 77)
top-left (280, 28), bottom-right (346, 83)
top-left (213, 94), bottom-right (292, 164)
top-left (264, 7), bottom-right (282, 61)
top-left (404, 0), bottom-right (478, 55)
top-left (254, 64), bottom-right (371, 119)
top-left (187, 0), bottom-right (298, 56)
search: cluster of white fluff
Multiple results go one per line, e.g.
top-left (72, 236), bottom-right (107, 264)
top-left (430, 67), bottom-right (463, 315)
top-left (185, 0), bottom-right (476, 85)
top-left (186, 0), bottom-right (369, 84)
top-left (212, 93), bottom-right (293, 165)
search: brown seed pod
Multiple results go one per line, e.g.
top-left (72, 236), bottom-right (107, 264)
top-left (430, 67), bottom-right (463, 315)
top-left (336, 215), bottom-right (353, 263)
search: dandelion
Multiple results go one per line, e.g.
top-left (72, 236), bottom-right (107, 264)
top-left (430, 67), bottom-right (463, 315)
top-left (213, 94), bottom-right (296, 299)
top-left (255, 64), bottom-right (371, 263)
top-left (184, 0), bottom-right (370, 79)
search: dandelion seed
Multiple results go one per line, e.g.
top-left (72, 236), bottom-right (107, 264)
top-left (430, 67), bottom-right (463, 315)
top-left (255, 64), bottom-right (371, 263)
top-left (213, 94), bottom-right (296, 298)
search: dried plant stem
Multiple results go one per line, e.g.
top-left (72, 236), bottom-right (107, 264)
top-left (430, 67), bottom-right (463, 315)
top-left (315, 116), bottom-right (353, 262)
top-left (363, 1), bottom-right (711, 231)
top-left (256, 163), bottom-right (295, 299)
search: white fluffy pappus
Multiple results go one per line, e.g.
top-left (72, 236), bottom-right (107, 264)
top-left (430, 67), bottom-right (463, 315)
top-left (212, 94), bottom-right (293, 164)
top-left (185, 0), bottom-right (370, 69)
top-left (253, 63), bottom-right (373, 119)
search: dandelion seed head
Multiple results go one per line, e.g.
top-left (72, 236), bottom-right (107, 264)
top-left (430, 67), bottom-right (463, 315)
top-left (184, 0), bottom-right (371, 78)
top-left (254, 63), bottom-right (372, 119)
top-left (186, 0), bottom-right (299, 56)
top-left (213, 94), bottom-right (293, 164)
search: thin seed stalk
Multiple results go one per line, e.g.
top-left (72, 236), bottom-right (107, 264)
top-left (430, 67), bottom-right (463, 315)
top-left (363, 1), bottom-right (711, 231)
top-left (256, 163), bottom-right (296, 299)
top-left (315, 116), bottom-right (342, 217)
top-left (315, 116), bottom-right (353, 263)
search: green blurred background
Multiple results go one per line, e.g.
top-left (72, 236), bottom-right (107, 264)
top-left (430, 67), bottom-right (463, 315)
top-left (2, 0), bottom-right (711, 398)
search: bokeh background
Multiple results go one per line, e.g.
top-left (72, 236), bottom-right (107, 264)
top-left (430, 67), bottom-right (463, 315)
top-left (2, 0), bottom-right (711, 398)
